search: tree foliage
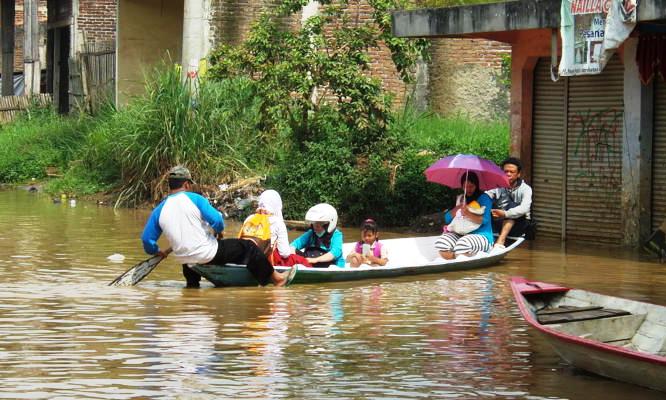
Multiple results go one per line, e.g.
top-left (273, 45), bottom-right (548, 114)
top-left (207, 0), bottom-right (429, 154)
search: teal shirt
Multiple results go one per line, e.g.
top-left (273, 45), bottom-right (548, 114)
top-left (290, 229), bottom-right (345, 267)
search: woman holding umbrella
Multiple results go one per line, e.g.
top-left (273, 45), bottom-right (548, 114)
top-left (435, 171), bottom-right (494, 259)
top-left (425, 154), bottom-right (509, 260)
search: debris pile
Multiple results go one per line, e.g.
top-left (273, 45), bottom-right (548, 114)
top-left (199, 176), bottom-right (265, 219)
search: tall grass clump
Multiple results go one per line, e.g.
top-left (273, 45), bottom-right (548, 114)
top-left (84, 64), bottom-right (271, 207)
top-left (0, 107), bottom-right (92, 183)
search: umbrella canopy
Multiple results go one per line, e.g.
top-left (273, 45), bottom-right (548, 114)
top-left (424, 154), bottom-right (510, 191)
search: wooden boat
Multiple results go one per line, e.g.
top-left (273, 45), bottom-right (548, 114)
top-left (510, 277), bottom-right (666, 392)
top-left (189, 235), bottom-right (524, 287)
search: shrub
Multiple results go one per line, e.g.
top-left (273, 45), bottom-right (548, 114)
top-left (80, 65), bottom-right (271, 206)
top-left (270, 108), bottom-right (509, 226)
top-left (0, 108), bottom-right (91, 183)
top-left (43, 164), bottom-right (114, 197)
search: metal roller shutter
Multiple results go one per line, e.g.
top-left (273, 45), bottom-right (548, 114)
top-left (532, 59), bottom-right (566, 238)
top-left (653, 79), bottom-right (666, 231)
top-left (565, 56), bottom-right (623, 243)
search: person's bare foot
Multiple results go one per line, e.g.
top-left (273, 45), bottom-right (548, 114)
top-left (273, 267), bottom-right (295, 287)
top-left (439, 251), bottom-right (455, 260)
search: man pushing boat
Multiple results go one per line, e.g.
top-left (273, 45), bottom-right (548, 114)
top-left (140, 165), bottom-right (295, 288)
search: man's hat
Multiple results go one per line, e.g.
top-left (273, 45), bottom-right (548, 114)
top-left (168, 165), bottom-right (195, 183)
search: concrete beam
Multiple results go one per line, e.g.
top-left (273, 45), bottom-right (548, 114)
top-left (392, 0), bottom-right (560, 38)
top-left (392, 0), bottom-right (666, 38)
top-left (1, 0), bottom-right (16, 96)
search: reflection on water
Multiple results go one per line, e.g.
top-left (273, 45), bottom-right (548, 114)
top-left (0, 190), bottom-right (664, 399)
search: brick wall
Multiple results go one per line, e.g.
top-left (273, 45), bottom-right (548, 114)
top-left (342, 2), bottom-right (409, 107)
top-left (209, 0), bottom-right (409, 106)
top-left (209, 0), bottom-right (296, 47)
top-left (78, 0), bottom-right (117, 44)
top-left (429, 38), bottom-right (511, 120)
top-left (208, 1), bottom-right (510, 117)
top-left (3, 1), bottom-right (48, 73)
top-left (3, 0), bottom-right (511, 120)
top-left (11, 1), bottom-right (25, 72)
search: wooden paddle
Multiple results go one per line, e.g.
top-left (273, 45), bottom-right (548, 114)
top-left (109, 248), bottom-right (172, 287)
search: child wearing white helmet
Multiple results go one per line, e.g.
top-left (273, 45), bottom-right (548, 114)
top-left (290, 203), bottom-right (345, 267)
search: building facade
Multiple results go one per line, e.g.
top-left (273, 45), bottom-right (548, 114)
top-left (118, 0), bottom-right (510, 116)
top-left (2, 0), bottom-right (509, 119)
top-left (393, 0), bottom-right (666, 246)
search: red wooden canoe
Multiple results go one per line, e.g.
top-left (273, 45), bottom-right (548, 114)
top-left (510, 276), bottom-right (666, 392)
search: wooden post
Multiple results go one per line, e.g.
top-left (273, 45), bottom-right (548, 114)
top-left (1, 0), bottom-right (16, 96)
top-left (24, 0), bottom-right (41, 95)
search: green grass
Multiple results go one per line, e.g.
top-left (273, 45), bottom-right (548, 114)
top-left (393, 108), bottom-right (510, 164)
top-left (0, 108), bottom-right (92, 183)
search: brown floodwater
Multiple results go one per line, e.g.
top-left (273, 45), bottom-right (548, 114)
top-left (0, 189), bottom-right (664, 399)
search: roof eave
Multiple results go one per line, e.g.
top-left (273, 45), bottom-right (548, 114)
top-left (392, 0), bottom-right (666, 39)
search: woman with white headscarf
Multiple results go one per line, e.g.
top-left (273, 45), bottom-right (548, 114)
top-left (256, 190), bottom-right (308, 266)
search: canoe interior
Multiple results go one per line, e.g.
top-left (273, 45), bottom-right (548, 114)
top-left (191, 235), bottom-right (524, 287)
top-left (536, 306), bottom-right (630, 325)
top-left (523, 290), bottom-right (666, 357)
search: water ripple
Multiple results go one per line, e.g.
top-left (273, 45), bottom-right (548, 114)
top-left (0, 191), bottom-right (664, 398)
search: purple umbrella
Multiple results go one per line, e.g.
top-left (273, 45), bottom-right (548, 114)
top-left (424, 154), bottom-right (510, 191)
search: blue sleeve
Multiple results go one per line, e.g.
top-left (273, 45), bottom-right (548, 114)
top-left (444, 210), bottom-right (453, 225)
top-left (187, 192), bottom-right (224, 233)
top-left (478, 193), bottom-right (493, 226)
top-left (141, 201), bottom-right (165, 255)
top-left (290, 230), bottom-right (313, 250)
top-left (329, 230), bottom-right (344, 266)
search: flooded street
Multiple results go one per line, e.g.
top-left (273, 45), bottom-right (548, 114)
top-left (0, 189), bottom-right (664, 399)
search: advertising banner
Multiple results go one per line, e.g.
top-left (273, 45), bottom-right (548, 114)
top-left (559, 0), bottom-right (638, 76)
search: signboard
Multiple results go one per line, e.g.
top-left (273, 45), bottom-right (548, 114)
top-left (559, 0), bottom-right (638, 76)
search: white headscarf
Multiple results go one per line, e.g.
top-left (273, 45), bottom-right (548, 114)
top-left (258, 189), bottom-right (283, 221)
top-left (257, 190), bottom-right (291, 258)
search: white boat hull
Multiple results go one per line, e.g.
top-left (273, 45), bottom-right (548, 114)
top-left (192, 235), bottom-right (524, 286)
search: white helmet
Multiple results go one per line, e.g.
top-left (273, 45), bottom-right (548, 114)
top-left (305, 203), bottom-right (338, 233)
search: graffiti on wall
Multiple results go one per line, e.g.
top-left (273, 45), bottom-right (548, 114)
top-left (568, 107), bottom-right (623, 194)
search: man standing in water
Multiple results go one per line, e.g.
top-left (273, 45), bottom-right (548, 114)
top-left (141, 165), bottom-right (294, 288)
top-left (486, 158), bottom-right (533, 249)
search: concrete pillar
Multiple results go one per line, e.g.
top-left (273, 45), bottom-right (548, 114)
top-left (302, 1), bottom-right (320, 22)
top-left (181, 0), bottom-right (210, 82)
top-left (622, 38), bottom-right (654, 246)
top-left (24, 0), bottom-right (41, 95)
top-left (302, 1), bottom-right (320, 104)
top-left (1, 0), bottom-right (15, 96)
top-left (412, 56), bottom-right (429, 112)
top-left (510, 48), bottom-right (537, 182)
